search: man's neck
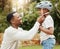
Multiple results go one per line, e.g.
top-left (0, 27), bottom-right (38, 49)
top-left (11, 24), bottom-right (19, 29)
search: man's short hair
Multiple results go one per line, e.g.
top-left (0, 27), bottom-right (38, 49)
top-left (7, 12), bottom-right (16, 24)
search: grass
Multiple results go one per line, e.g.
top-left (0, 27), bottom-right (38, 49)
top-left (19, 45), bottom-right (60, 49)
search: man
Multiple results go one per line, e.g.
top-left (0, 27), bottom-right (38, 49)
top-left (1, 12), bottom-right (45, 49)
top-left (36, 1), bottom-right (56, 49)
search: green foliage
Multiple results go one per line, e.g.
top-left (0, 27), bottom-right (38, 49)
top-left (0, 0), bottom-right (12, 32)
top-left (0, 13), bottom-right (8, 33)
top-left (50, 0), bottom-right (60, 44)
top-left (19, 2), bottom-right (39, 30)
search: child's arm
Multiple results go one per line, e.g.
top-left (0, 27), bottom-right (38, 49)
top-left (39, 26), bottom-right (54, 35)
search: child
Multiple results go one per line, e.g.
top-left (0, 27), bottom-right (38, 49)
top-left (36, 1), bottom-right (56, 49)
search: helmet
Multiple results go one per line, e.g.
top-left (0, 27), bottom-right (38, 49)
top-left (36, 1), bottom-right (53, 11)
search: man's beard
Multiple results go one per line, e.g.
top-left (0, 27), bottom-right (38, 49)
top-left (18, 22), bottom-right (23, 26)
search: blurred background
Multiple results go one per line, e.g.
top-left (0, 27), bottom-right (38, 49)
top-left (0, 0), bottom-right (60, 49)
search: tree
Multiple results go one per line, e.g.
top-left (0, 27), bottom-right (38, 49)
top-left (19, 2), bottom-right (38, 30)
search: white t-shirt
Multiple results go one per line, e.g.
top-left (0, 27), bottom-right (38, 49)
top-left (40, 15), bottom-right (55, 43)
top-left (1, 22), bottom-right (40, 49)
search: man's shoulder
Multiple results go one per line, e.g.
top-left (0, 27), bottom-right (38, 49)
top-left (5, 26), bottom-right (13, 32)
top-left (3, 26), bottom-right (13, 36)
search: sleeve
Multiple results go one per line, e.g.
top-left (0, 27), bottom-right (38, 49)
top-left (45, 17), bottom-right (54, 28)
top-left (13, 22), bottom-right (40, 41)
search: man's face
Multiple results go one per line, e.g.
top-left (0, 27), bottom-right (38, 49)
top-left (11, 12), bottom-right (22, 25)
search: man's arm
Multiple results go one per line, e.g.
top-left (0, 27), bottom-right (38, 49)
top-left (13, 22), bottom-right (40, 41)
top-left (13, 16), bottom-right (45, 41)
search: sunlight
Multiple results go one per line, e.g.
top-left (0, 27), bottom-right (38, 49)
top-left (12, 0), bottom-right (31, 12)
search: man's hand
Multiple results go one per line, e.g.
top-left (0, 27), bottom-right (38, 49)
top-left (37, 16), bottom-right (45, 24)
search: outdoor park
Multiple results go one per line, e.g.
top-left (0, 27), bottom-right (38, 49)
top-left (0, 0), bottom-right (60, 49)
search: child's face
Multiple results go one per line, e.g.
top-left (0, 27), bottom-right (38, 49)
top-left (37, 8), bottom-right (49, 16)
